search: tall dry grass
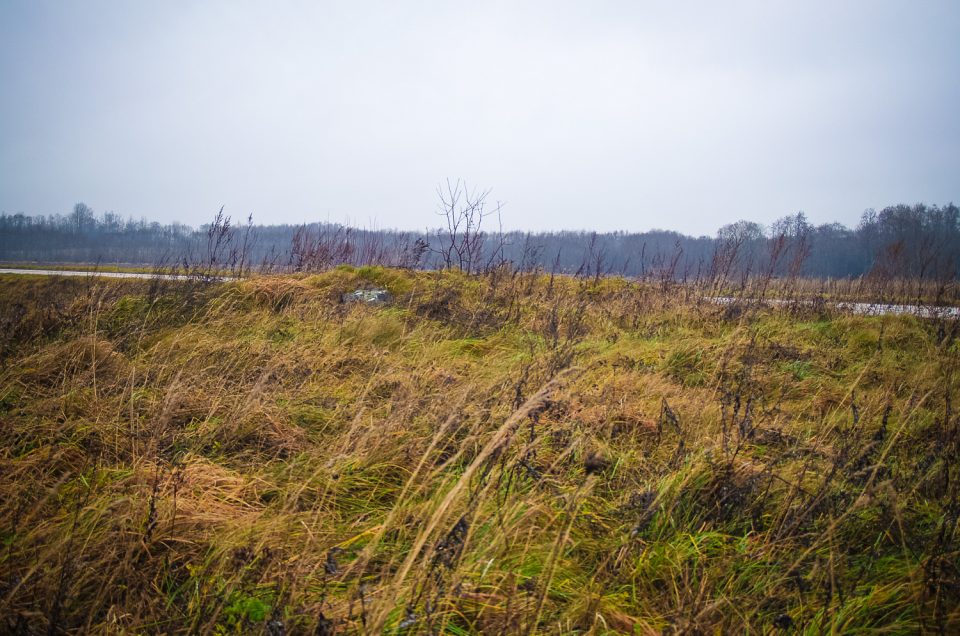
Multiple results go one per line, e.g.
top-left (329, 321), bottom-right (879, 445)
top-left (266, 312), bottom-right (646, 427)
top-left (0, 266), bottom-right (958, 633)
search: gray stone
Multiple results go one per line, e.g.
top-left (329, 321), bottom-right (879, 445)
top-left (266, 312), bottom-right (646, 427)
top-left (341, 288), bottom-right (392, 304)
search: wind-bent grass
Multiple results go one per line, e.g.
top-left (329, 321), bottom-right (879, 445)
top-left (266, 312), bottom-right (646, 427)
top-left (0, 266), bottom-right (958, 633)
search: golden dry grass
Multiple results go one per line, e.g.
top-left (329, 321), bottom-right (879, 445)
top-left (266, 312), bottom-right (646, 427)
top-left (0, 266), bottom-right (958, 634)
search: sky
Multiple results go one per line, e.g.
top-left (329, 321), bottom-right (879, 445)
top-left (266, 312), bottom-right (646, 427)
top-left (0, 1), bottom-right (957, 235)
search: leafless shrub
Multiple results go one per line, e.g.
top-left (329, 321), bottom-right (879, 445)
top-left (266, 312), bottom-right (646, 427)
top-left (433, 179), bottom-right (501, 274)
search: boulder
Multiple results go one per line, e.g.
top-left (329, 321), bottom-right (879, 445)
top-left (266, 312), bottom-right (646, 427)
top-left (341, 288), bottom-right (392, 304)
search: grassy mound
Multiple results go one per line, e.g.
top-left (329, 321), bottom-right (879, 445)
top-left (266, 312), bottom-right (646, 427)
top-left (1, 268), bottom-right (958, 633)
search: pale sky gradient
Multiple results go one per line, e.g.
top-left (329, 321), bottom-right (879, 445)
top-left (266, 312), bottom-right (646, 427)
top-left (1, 1), bottom-right (957, 234)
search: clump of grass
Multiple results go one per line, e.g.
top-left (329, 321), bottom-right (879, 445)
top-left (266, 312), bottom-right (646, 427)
top-left (0, 268), bottom-right (958, 633)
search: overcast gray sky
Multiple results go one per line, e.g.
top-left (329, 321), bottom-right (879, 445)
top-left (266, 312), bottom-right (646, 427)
top-left (1, 1), bottom-right (957, 235)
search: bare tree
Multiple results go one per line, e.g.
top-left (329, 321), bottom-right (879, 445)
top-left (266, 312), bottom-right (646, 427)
top-left (434, 179), bottom-right (494, 274)
top-left (73, 202), bottom-right (93, 234)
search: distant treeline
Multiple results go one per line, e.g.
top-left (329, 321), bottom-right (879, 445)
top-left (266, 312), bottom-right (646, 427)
top-left (1, 201), bottom-right (958, 281)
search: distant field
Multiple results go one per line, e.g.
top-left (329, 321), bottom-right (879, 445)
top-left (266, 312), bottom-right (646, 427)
top-left (1, 267), bottom-right (958, 633)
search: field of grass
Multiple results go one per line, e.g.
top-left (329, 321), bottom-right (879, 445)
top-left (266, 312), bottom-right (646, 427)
top-left (1, 267), bottom-right (958, 634)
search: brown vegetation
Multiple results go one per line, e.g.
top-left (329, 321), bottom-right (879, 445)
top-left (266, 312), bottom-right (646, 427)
top-left (0, 267), bottom-right (958, 633)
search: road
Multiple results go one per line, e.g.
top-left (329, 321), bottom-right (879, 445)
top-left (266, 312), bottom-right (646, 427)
top-left (710, 295), bottom-right (960, 319)
top-left (0, 267), bottom-right (221, 281)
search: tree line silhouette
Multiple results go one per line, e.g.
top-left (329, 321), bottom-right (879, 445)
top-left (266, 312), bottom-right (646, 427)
top-left (1, 200), bottom-right (957, 284)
